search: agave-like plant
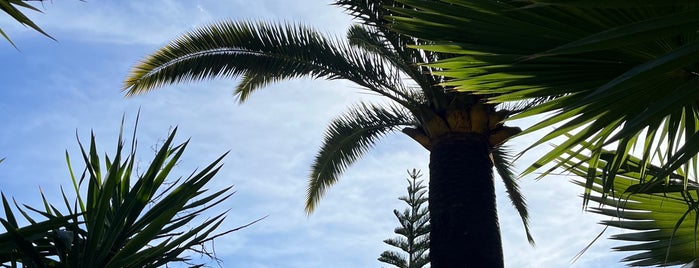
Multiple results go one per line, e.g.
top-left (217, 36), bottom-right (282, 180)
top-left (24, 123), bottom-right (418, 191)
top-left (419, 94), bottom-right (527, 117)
top-left (0, 119), bottom-right (257, 267)
top-left (1, 0), bottom-right (54, 48)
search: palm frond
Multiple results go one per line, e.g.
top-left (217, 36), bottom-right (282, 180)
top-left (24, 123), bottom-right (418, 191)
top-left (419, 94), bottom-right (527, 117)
top-left (491, 146), bottom-right (534, 245)
top-left (561, 149), bottom-right (699, 266)
top-left (334, 0), bottom-right (391, 28)
top-left (345, 24), bottom-right (438, 101)
top-left (123, 20), bottom-right (414, 106)
top-left (336, 0), bottom-right (451, 108)
top-left (307, 102), bottom-right (418, 212)
top-left (347, 24), bottom-right (401, 68)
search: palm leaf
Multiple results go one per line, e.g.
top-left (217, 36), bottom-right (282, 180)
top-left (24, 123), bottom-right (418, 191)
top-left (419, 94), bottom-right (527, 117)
top-left (491, 146), bottom-right (534, 245)
top-left (123, 1), bottom-right (536, 255)
top-left (336, 0), bottom-right (451, 107)
top-left (560, 148), bottom-right (699, 266)
top-left (123, 20), bottom-right (413, 106)
top-left (307, 102), bottom-right (418, 212)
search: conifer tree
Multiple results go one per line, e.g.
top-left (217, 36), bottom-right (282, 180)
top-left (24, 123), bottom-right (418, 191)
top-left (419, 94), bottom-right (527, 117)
top-left (379, 169), bottom-right (430, 268)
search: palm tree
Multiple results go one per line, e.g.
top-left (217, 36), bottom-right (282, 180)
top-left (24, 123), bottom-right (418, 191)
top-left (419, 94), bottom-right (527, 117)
top-left (0, 120), bottom-right (259, 267)
top-left (389, 0), bottom-right (699, 265)
top-left (390, 0), bottom-right (699, 204)
top-left (122, 1), bottom-right (532, 266)
top-left (1, 0), bottom-right (54, 48)
top-left (379, 169), bottom-right (430, 268)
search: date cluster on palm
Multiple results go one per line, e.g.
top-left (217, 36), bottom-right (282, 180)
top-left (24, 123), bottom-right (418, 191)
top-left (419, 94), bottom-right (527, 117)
top-left (403, 103), bottom-right (521, 151)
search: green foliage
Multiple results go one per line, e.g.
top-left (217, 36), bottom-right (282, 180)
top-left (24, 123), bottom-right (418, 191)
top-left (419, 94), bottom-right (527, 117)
top-left (390, 0), bottom-right (699, 207)
top-left (1, 0), bottom-right (54, 48)
top-left (123, 20), bottom-right (408, 106)
top-left (379, 169), bottom-right (430, 268)
top-left (0, 120), bottom-right (257, 267)
top-left (562, 148), bottom-right (699, 267)
top-left (122, 2), bottom-right (533, 245)
top-left (308, 103), bottom-right (417, 212)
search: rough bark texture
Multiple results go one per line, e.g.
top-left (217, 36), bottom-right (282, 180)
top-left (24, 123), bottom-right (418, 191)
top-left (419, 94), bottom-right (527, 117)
top-left (428, 134), bottom-right (503, 268)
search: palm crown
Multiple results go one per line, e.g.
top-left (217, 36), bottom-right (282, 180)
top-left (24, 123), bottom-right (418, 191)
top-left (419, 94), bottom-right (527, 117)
top-left (125, 0), bottom-right (525, 218)
top-left (124, 0), bottom-right (532, 266)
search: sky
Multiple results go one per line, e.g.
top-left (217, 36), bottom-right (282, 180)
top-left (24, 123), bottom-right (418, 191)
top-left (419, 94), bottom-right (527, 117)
top-left (0, 1), bottom-right (643, 267)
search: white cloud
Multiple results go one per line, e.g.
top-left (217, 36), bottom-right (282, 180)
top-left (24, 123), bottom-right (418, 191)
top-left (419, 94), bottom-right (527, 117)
top-left (0, 1), bottom-right (655, 267)
top-left (0, 0), bottom-right (353, 47)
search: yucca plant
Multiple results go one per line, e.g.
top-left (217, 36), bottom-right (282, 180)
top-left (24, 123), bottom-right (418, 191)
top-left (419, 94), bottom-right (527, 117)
top-left (1, 0), bottom-right (54, 48)
top-left (0, 120), bottom-right (257, 267)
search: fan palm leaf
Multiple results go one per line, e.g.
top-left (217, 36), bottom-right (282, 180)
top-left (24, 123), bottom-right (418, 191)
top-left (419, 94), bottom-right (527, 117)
top-left (561, 149), bottom-right (699, 266)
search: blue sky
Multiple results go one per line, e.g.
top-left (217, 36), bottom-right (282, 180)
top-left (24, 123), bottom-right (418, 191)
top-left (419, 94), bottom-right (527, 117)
top-left (0, 1), bottom-right (639, 267)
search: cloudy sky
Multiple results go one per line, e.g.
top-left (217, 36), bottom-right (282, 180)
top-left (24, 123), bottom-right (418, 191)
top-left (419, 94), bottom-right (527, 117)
top-left (0, 1), bottom-right (640, 267)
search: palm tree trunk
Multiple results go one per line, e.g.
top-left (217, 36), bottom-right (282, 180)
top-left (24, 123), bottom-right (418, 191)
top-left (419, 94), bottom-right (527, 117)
top-left (429, 134), bottom-right (503, 267)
